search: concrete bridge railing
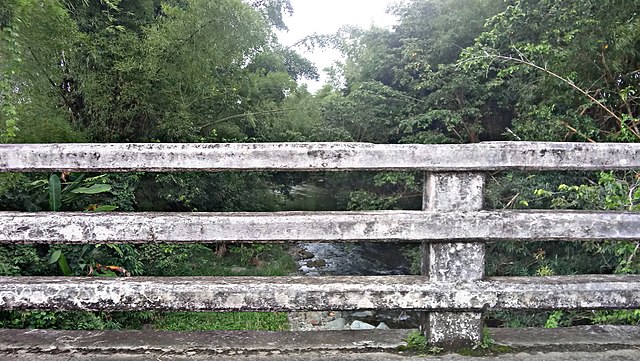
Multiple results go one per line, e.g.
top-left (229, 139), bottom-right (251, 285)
top-left (1, 141), bottom-right (640, 352)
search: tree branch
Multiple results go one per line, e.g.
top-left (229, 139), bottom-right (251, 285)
top-left (480, 52), bottom-right (640, 140)
top-left (198, 107), bottom-right (301, 131)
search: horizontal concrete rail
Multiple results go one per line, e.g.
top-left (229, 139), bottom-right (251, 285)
top-left (0, 329), bottom-right (414, 354)
top-left (1, 326), bottom-right (638, 356)
top-left (1, 210), bottom-right (639, 243)
top-left (0, 275), bottom-right (638, 311)
top-left (1, 142), bottom-right (640, 172)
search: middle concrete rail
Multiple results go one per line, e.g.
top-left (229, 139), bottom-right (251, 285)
top-left (0, 275), bottom-right (638, 311)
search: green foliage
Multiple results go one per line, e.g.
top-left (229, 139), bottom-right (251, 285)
top-left (49, 249), bottom-right (72, 276)
top-left (30, 173), bottom-right (117, 212)
top-left (479, 328), bottom-right (494, 349)
top-left (400, 244), bottom-right (422, 275)
top-left (48, 174), bottom-right (62, 211)
top-left (0, 0), bottom-right (84, 143)
top-left (544, 310), bottom-right (564, 329)
top-left (134, 172), bottom-right (284, 212)
top-left (1, 310), bottom-right (90, 329)
top-left (321, 81), bottom-right (409, 143)
top-left (47, 244), bottom-right (143, 277)
top-left (399, 331), bottom-right (442, 355)
top-left (155, 312), bottom-right (289, 331)
top-left (2, 0), bottom-right (321, 144)
top-left (486, 169), bottom-right (640, 326)
top-left (343, 172), bottom-right (422, 211)
top-left (248, 0), bottom-right (293, 31)
top-left (0, 245), bottom-right (44, 276)
top-left (592, 309), bottom-right (640, 325)
top-left (0, 10), bottom-right (20, 141)
top-left (229, 244), bottom-right (275, 264)
top-left (463, 0), bottom-right (640, 142)
top-left (0, 310), bottom-right (155, 330)
top-left (526, 171), bottom-right (640, 275)
top-left (316, 0), bottom-right (509, 143)
top-left (137, 243), bottom-right (295, 277)
top-left (0, 173), bottom-right (28, 207)
top-left (0, 0), bottom-right (324, 334)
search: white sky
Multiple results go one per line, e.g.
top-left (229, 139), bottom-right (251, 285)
top-left (277, 0), bottom-right (400, 91)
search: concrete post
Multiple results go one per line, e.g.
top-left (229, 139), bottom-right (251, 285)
top-left (421, 172), bottom-right (486, 349)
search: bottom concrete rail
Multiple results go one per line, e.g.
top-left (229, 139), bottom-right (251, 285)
top-left (0, 326), bottom-right (638, 360)
top-left (2, 350), bottom-right (640, 361)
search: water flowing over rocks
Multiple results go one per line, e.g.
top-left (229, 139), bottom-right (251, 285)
top-left (286, 183), bottom-right (418, 331)
top-left (288, 311), bottom-right (390, 331)
top-left (288, 242), bottom-right (419, 331)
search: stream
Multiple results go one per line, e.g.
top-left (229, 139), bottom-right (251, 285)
top-left (284, 183), bottom-right (418, 329)
top-left (284, 183), bottom-right (411, 276)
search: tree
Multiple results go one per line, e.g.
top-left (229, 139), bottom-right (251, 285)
top-left (0, 0), bottom-right (84, 143)
top-left (463, 0), bottom-right (640, 142)
top-left (314, 0), bottom-right (508, 144)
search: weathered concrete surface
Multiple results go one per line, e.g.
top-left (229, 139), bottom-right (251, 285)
top-left (426, 312), bottom-right (483, 349)
top-left (3, 210), bottom-right (640, 244)
top-left (423, 173), bottom-right (485, 212)
top-left (1, 142), bottom-right (640, 172)
top-left (0, 329), bottom-right (412, 353)
top-left (491, 325), bottom-right (640, 347)
top-left (425, 243), bottom-right (486, 282)
top-left (0, 327), bottom-right (640, 360)
top-left (421, 173), bottom-right (486, 349)
top-left (1, 275), bottom-right (639, 311)
top-left (3, 350), bottom-right (640, 361)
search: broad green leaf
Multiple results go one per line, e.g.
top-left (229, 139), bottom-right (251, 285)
top-left (48, 174), bottom-right (61, 211)
top-left (57, 252), bottom-right (72, 276)
top-left (71, 184), bottom-right (112, 194)
top-left (49, 250), bottom-right (62, 264)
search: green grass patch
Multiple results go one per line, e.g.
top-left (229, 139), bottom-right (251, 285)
top-left (397, 331), bottom-right (444, 355)
top-left (154, 312), bottom-right (289, 331)
top-left (147, 244), bottom-right (297, 331)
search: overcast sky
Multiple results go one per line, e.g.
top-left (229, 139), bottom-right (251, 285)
top-left (277, 0), bottom-right (400, 91)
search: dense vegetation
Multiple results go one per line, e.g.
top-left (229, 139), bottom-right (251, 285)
top-left (1, 0), bottom-right (639, 330)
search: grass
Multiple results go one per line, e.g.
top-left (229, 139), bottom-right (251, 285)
top-left (154, 312), bottom-right (290, 331)
top-left (398, 331), bottom-right (444, 355)
top-left (148, 244), bottom-right (297, 331)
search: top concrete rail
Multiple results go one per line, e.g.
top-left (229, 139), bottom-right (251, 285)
top-left (1, 142), bottom-right (639, 172)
